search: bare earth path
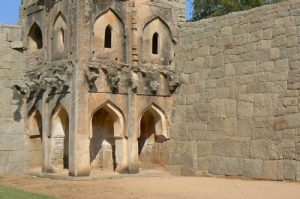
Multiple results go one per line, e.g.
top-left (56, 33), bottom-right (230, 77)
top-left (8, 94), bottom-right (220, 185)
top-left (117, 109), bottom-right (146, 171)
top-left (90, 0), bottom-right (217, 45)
top-left (1, 174), bottom-right (300, 199)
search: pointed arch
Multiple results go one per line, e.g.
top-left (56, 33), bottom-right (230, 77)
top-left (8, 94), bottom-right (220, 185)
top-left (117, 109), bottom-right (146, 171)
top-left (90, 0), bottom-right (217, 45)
top-left (94, 8), bottom-right (124, 26)
top-left (50, 104), bottom-right (69, 170)
top-left (53, 12), bottom-right (67, 53)
top-left (50, 105), bottom-right (69, 138)
top-left (93, 8), bottom-right (125, 61)
top-left (53, 12), bottom-right (67, 27)
top-left (91, 101), bottom-right (125, 138)
top-left (104, 25), bottom-right (112, 48)
top-left (142, 17), bottom-right (174, 65)
top-left (143, 17), bottom-right (173, 36)
top-left (27, 105), bottom-right (42, 137)
top-left (139, 103), bottom-right (168, 139)
top-left (27, 23), bottom-right (43, 52)
top-left (90, 100), bottom-right (126, 171)
top-left (152, 32), bottom-right (159, 54)
top-left (27, 106), bottom-right (43, 168)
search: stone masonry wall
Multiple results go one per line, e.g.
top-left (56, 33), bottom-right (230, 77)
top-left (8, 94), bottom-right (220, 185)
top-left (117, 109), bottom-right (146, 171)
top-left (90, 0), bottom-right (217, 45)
top-left (0, 25), bottom-right (25, 175)
top-left (171, 0), bottom-right (300, 181)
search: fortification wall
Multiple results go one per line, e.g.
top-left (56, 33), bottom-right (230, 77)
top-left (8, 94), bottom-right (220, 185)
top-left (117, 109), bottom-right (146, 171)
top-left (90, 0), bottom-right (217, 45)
top-left (0, 25), bottom-right (25, 175)
top-left (172, 0), bottom-right (300, 181)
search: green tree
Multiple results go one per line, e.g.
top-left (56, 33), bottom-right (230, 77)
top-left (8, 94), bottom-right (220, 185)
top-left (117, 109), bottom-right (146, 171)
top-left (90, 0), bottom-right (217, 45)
top-left (192, 0), bottom-right (283, 21)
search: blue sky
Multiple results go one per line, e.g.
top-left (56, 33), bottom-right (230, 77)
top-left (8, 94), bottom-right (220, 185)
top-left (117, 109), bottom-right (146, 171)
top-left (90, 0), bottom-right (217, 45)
top-left (186, 0), bottom-right (193, 19)
top-left (0, 0), bottom-right (21, 24)
top-left (0, 0), bottom-right (193, 24)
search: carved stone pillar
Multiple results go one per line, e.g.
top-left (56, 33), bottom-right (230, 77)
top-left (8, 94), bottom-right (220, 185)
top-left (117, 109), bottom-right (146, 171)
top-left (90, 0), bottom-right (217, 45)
top-left (69, 62), bottom-right (90, 176)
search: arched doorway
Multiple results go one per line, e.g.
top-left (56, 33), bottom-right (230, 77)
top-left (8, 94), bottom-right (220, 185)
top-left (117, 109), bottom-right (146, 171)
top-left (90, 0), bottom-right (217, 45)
top-left (138, 104), bottom-right (168, 169)
top-left (27, 107), bottom-right (43, 169)
top-left (90, 102), bottom-right (126, 172)
top-left (27, 23), bottom-right (43, 52)
top-left (50, 105), bottom-right (69, 172)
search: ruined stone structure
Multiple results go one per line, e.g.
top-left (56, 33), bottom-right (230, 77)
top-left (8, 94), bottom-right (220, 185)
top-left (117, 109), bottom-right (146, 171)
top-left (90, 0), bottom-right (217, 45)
top-left (14, 0), bottom-right (184, 176)
top-left (2, 0), bottom-right (300, 181)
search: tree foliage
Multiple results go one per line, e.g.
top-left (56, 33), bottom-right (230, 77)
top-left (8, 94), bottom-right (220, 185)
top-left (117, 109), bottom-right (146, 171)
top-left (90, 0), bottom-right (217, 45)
top-left (192, 0), bottom-right (283, 21)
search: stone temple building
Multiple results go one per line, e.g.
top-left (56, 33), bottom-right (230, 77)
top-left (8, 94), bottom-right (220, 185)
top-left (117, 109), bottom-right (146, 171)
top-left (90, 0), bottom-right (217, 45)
top-left (14, 0), bottom-right (185, 176)
top-left (2, 0), bottom-right (300, 181)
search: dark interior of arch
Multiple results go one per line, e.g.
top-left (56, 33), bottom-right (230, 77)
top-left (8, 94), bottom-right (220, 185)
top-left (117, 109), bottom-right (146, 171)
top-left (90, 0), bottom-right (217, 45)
top-left (104, 25), bottom-right (112, 48)
top-left (152, 32), bottom-right (159, 54)
top-left (28, 23), bottom-right (43, 50)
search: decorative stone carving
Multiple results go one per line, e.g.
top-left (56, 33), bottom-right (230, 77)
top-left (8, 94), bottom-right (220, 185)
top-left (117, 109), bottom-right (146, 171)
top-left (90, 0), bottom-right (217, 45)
top-left (166, 72), bottom-right (180, 94)
top-left (150, 80), bottom-right (160, 94)
top-left (127, 75), bottom-right (138, 92)
top-left (102, 67), bottom-right (120, 92)
top-left (13, 83), bottom-right (29, 96)
top-left (85, 65), bottom-right (99, 88)
top-left (107, 72), bottom-right (121, 92)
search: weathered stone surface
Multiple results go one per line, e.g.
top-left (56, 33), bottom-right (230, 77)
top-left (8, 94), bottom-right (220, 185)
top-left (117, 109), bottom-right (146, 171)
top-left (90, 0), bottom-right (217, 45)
top-left (250, 140), bottom-right (282, 160)
top-left (197, 141), bottom-right (212, 156)
top-left (209, 156), bottom-right (244, 176)
top-left (212, 139), bottom-right (250, 158)
top-left (0, 25), bottom-right (25, 176)
top-left (262, 160), bottom-right (283, 180)
top-left (283, 160), bottom-right (296, 180)
top-left (2, 0), bottom-right (300, 182)
top-left (243, 159), bottom-right (263, 179)
top-left (172, 0), bottom-right (300, 182)
top-left (274, 113), bottom-right (300, 130)
top-left (6, 163), bottom-right (24, 174)
top-left (0, 135), bottom-right (25, 151)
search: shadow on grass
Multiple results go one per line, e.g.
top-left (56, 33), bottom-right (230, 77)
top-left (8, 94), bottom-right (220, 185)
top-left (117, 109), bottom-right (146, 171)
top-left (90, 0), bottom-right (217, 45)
top-left (0, 185), bottom-right (55, 199)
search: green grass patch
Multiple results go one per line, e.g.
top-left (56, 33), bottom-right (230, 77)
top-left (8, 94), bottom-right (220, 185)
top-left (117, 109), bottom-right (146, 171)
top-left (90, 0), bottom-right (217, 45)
top-left (0, 185), bottom-right (55, 199)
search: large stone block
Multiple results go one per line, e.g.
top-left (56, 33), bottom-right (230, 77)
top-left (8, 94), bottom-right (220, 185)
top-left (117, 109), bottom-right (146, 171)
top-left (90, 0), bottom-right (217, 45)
top-left (274, 58), bottom-right (289, 73)
top-left (253, 94), bottom-right (278, 117)
top-left (0, 151), bottom-right (8, 165)
top-left (192, 45), bottom-right (209, 57)
top-left (250, 140), bottom-right (282, 160)
top-left (0, 119), bottom-right (24, 135)
top-left (0, 134), bottom-right (25, 151)
top-left (283, 160), bottom-right (296, 180)
top-left (274, 113), bottom-right (300, 130)
top-left (8, 151), bottom-right (25, 163)
top-left (209, 67), bottom-right (225, 79)
top-left (262, 160), bottom-right (283, 180)
top-left (211, 99), bottom-right (236, 118)
top-left (212, 139), bottom-right (250, 158)
top-left (243, 159), bottom-right (263, 179)
top-left (219, 118), bottom-right (238, 137)
top-left (10, 41), bottom-right (23, 49)
top-left (209, 156), bottom-right (244, 176)
top-left (237, 117), bottom-right (254, 138)
top-left (237, 101), bottom-right (253, 117)
top-left (197, 156), bottom-right (211, 171)
top-left (168, 165), bottom-right (182, 176)
top-left (197, 141), bottom-right (212, 156)
top-left (6, 163), bottom-right (24, 174)
top-left (0, 165), bottom-right (5, 176)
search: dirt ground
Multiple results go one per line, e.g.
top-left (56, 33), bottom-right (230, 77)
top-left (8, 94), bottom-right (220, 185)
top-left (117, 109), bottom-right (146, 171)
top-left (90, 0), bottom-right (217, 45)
top-left (1, 173), bottom-right (300, 199)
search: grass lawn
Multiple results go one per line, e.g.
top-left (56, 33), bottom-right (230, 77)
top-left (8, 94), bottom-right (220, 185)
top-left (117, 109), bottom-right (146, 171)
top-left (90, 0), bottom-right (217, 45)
top-left (0, 185), bottom-right (55, 199)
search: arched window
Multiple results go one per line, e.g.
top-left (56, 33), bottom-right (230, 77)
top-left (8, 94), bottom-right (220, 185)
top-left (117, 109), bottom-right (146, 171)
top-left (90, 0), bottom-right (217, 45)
top-left (104, 26), bottom-right (112, 48)
top-left (152, 32), bottom-right (159, 54)
top-left (58, 28), bottom-right (65, 51)
top-left (27, 23), bottom-right (43, 52)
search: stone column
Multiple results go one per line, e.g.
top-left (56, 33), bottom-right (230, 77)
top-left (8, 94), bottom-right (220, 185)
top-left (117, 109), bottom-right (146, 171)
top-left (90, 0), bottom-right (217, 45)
top-left (127, 72), bottom-right (139, 174)
top-left (42, 89), bottom-right (51, 173)
top-left (68, 62), bottom-right (90, 176)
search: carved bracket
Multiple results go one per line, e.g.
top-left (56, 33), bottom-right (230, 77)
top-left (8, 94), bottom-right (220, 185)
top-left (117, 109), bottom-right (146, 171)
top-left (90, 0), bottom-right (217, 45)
top-left (85, 65), bottom-right (99, 88)
top-left (166, 72), bottom-right (180, 94)
top-left (150, 80), bottom-right (160, 95)
top-left (102, 67), bottom-right (120, 92)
